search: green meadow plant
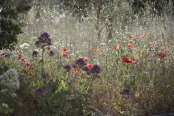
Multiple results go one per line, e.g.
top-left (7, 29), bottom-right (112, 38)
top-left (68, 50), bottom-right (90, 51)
top-left (29, 32), bottom-right (107, 116)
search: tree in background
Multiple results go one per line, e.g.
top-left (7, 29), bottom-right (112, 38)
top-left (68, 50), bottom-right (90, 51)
top-left (129, 0), bottom-right (174, 16)
top-left (0, 0), bottom-right (33, 50)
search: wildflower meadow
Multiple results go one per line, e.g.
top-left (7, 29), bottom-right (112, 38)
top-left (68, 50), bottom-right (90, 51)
top-left (0, 0), bottom-right (174, 116)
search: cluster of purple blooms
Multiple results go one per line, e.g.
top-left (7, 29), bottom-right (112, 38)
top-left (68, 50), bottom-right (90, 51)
top-left (64, 64), bottom-right (71, 72)
top-left (32, 32), bottom-right (55, 57)
top-left (35, 32), bottom-right (52, 48)
top-left (33, 87), bottom-right (45, 104)
top-left (64, 58), bottom-right (101, 78)
top-left (34, 87), bottom-right (45, 97)
top-left (74, 58), bottom-right (87, 68)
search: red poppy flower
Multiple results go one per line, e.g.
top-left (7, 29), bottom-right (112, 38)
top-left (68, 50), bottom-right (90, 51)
top-left (127, 59), bottom-right (132, 63)
top-left (158, 52), bottom-right (166, 58)
top-left (62, 47), bottom-right (67, 52)
top-left (84, 57), bottom-right (88, 61)
top-left (23, 69), bottom-right (28, 73)
top-left (128, 43), bottom-right (132, 47)
top-left (29, 73), bottom-right (33, 76)
top-left (26, 61), bottom-right (31, 66)
top-left (169, 59), bottom-right (172, 62)
top-left (73, 68), bottom-right (76, 74)
top-left (148, 43), bottom-right (151, 46)
top-left (22, 58), bottom-right (26, 62)
top-left (57, 15), bottom-right (60, 17)
top-left (133, 39), bottom-right (137, 42)
top-left (142, 35), bottom-right (145, 38)
top-left (158, 91), bottom-right (161, 93)
top-left (122, 57), bottom-right (132, 63)
top-left (87, 105), bottom-right (89, 108)
top-left (120, 41), bottom-right (124, 44)
top-left (18, 54), bottom-right (22, 60)
top-left (122, 57), bottom-right (127, 63)
top-left (62, 53), bottom-right (67, 57)
top-left (113, 46), bottom-right (118, 49)
top-left (64, 51), bottom-right (68, 53)
top-left (129, 35), bottom-right (133, 38)
top-left (87, 64), bottom-right (92, 67)
top-left (48, 21), bottom-right (51, 23)
top-left (93, 49), bottom-right (98, 52)
top-left (47, 47), bottom-right (52, 51)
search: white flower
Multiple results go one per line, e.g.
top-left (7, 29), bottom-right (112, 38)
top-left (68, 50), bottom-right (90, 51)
top-left (0, 69), bottom-right (20, 90)
top-left (2, 103), bottom-right (8, 108)
top-left (20, 43), bottom-right (29, 49)
top-left (3, 51), bottom-right (16, 56)
top-left (101, 43), bottom-right (105, 46)
top-left (10, 91), bottom-right (17, 97)
top-left (0, 89), bottom-right (8, 92)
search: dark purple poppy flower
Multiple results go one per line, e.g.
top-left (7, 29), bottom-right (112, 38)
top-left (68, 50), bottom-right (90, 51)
top-left (35, 87), bottom-right (45, 93)
top-left (90, 64), bottom-right (101, 74)
top-left (64, 64), bottom-right (71, 72)
top-left (82, 66), bottom-right (90, 72)
top-left (119, 89), bottom-right (130, 95)
top-left (75, 58), bottom-right (87, 68)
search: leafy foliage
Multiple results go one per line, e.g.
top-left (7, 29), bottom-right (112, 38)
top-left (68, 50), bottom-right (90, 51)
top-left (0, 0), bottom-right (33, 50)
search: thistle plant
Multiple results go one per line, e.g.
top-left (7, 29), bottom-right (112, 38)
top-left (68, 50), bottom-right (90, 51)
top-left (34, 32), bottom-right (54, 81)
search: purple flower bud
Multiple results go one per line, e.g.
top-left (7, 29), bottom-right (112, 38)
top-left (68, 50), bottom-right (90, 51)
top-left (49, 50), bottom-right (55, 56)
top-left (35, 87), bottom-right (45, 93)
top-left (35, 41), bottom-right (40, 47)
top-left (32, 51), bottom-right (38, 57)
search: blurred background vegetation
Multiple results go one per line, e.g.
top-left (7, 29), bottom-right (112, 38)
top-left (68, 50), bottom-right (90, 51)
top-left (1, 0), bottom-right (174, 49)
